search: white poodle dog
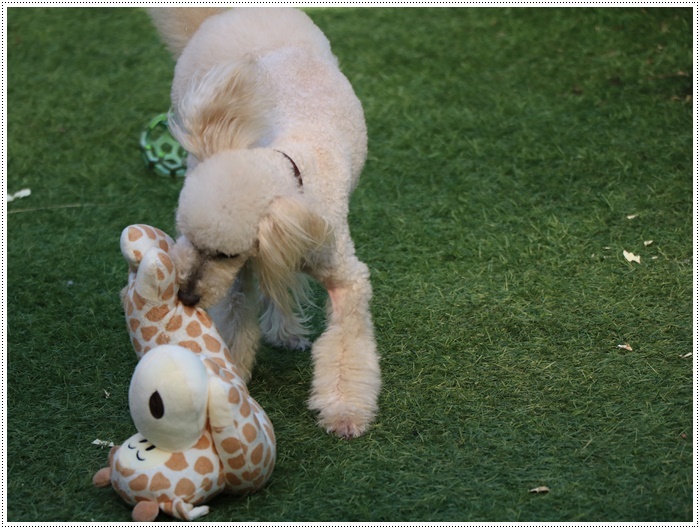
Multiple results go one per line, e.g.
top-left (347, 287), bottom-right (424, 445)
top-left (147, 7), bottom-right (380, 439)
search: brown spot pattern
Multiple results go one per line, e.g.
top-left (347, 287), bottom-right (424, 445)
top-left (194, 435), bottom-right (210, 450)
top-left (165, 315), bottom-right (182, 332)
top-left (116, 458), bottom-right (135, 478)
top-left (178, 340), bottom-right (202, 353)
top-left (227, 454), bottom-right (246, 470)
top-left (157, 252), bottom-right (174, 274)
top-left (143, 225), bottom-right (157, 240)
top-left (212, 357), bottom-right (227, 369)
top-left (129, 474), bottom-right (148, 491)
top-left (226, 472), bottom-right (242, 486)
top-left (204, 359), bottom-right (220, 373)
top-left (228, 387), bottom-right (241, 405)
top-left (250, 443), bottom-right (264, 465)
top-left (145, 305), bottom-right (169, 322)
top-left (165, 453), bottom-right (188, 471)
top-left (161, 283), bottom-right (174, 301)
top-left (132, 291), bottom-right (147, 311)
top-left (221, 437), bottom-right (242, 454)
top-left (174, 477), bottom-right (196, 498)
top-left (141, 326), bottom-right (158, 342)
top-left (242, 468), bottom-right (261, 481)
top-left (196, 311), bottom-right (213, 328)
top-left (194, 457), bottom-right (214, 475)
top-left (128, 227), bottom-right (143, 241)
top-left (186, 321), bottom-right (202, 337)
top-left (223, 349), bottom-right (235, 365)
top-left (243, 423), bottom-right (258, 443)
top-left (149, 472), bottom-right (171, 491)
top-left (203, 334), bottom-right (221, 353)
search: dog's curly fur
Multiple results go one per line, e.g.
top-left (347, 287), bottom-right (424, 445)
top-left (147, 7), bottom-right (380, 438)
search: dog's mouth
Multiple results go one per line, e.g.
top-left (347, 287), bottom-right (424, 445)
top-left (176, 256), bottom-right (204, 306)
top-left (172, 241), bottom-right (248, 309)
top-left (178, 288), bottom-right (201, 307)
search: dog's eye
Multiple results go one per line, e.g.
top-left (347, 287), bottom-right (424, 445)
top-left (214, 252), bottom-right (240, 260)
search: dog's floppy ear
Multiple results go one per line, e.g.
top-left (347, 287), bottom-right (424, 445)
top-left (253, 196), bottom-right (331, 312)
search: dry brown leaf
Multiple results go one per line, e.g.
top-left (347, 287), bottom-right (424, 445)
top-left (623, 250), bottom-right (641, 264)
top-left (529, 486), bottom-right (550, 494)
top-left (617, 343), bottom-right (633, 351)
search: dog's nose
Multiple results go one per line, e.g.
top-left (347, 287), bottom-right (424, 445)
top-left (178, 290), bottom-right (201, 307)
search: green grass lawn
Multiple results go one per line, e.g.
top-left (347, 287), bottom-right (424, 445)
top-left (7, 7), bottom-right (693, 522)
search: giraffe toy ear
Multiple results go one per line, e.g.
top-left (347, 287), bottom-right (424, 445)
top-left (121, 224), bottom-right (176, 271)
top-left (133, 247), bottom-right (179, 306)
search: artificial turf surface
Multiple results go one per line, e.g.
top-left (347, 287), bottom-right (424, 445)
top-left (6, 7), bottom-right (693, 522)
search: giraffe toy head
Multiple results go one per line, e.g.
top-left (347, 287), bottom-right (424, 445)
top-left (93, 225), bottom-right (276, 522)
top-left (93, 423), bottom-right (225, 522)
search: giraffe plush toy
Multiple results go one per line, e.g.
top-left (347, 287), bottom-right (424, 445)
top-left (93, 224), bottom-right (276, 522)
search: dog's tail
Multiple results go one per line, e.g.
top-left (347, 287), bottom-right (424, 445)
top-left (146, 7), bottom-right (228, 59)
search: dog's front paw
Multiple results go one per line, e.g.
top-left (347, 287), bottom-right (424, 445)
top-left (323, 416), bottom-right (367, 440)
top-left (309, 325), bottom-right (380, 439)
top-left (309, 397), bottom-right (376, 439)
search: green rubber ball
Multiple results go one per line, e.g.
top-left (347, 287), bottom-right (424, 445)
top-left (139, 113), bottom-right (187, 178)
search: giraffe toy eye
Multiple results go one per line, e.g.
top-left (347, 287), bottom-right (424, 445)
top-left (149, 391), bottom-right (165, 419)
top-left (129, 345), bottom-right (209, 452)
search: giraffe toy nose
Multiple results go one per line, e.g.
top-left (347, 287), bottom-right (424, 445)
top-left (178, 290), bottom-right (201, 307)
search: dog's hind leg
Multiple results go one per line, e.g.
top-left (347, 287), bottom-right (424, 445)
top-left (260, 294), bottom-right (311, 351)
top-left (208, 266), bottom-right (261, 382)
top-left (308, 255), bottom-right (381, 439)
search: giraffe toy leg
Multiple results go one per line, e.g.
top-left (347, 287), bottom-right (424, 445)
top-left (208, 375), bottom-right (276, 493)
top-left (159, 498), bottom-right (210, 521)
top-left (132, 501), bottom-right (160, 522)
